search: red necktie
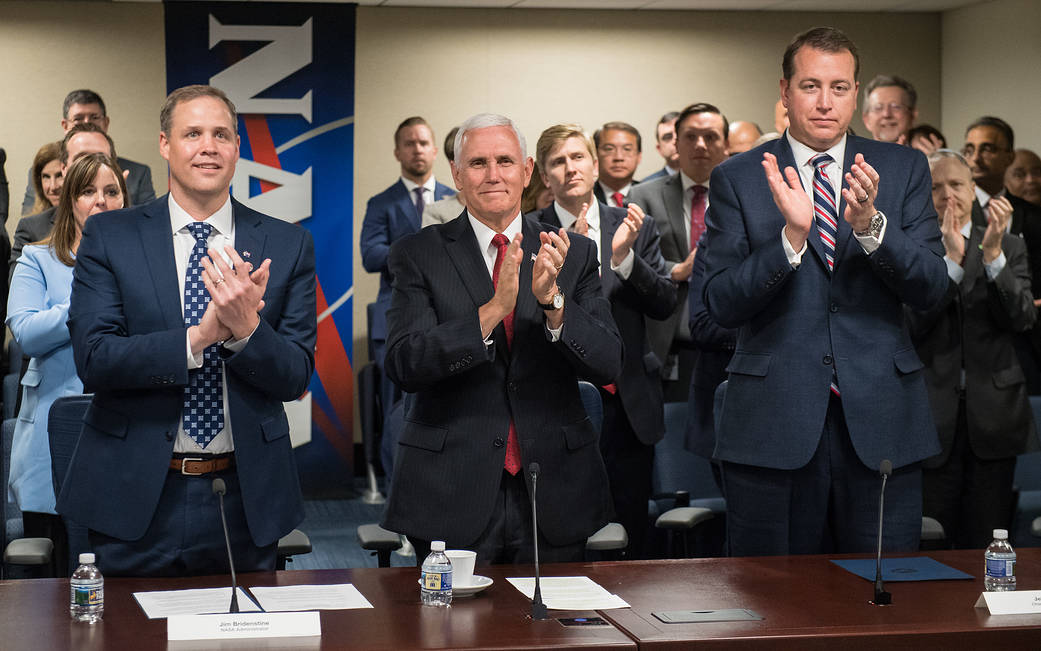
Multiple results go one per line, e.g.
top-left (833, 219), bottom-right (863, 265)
top-left (690, 185), bottom-right (708, 251)
top-left (612, 191), bottom-right (625, 208)
top-left (491, 234), bottom-right (520, 474)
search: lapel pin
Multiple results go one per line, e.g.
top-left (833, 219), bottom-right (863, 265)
top-left (530, 252), bottom-right (537, 262)
top-left (242, 251), bottom-right (251, 258)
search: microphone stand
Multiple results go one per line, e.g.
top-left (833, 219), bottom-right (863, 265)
top-left (212, 478), bottom-right (240, 613)
top-left (529, 462), bottom-right (548, 620)
top-left (872, 460), bottom-right (892, 606)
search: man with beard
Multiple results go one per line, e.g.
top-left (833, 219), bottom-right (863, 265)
top-left (361, 117), bottom-right (455, 426)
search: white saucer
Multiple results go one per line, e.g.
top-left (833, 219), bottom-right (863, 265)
top-left (454, 575), bottom-right (493, 597)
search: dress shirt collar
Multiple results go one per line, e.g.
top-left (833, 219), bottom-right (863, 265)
top-left (599, 181), bottom-right (632, 200)
top-left (665, 165), bottom-right (679, 176)
top-left (468, 211), bottom-right (523, 258)
top-left (959, 217), bottom-right (973, 238)
top-left (401, 176), bottom-right (437, 196)
top-left (787, 130), bottom-right (847, 188)
top-left (680, 171), bottom-right (710, 194)
top-left (975, 185), bottom-right (994, 208)
top-left (169, 193), bottom-right (233, 236)
top-left (553, 199), bottom-right (601, 232)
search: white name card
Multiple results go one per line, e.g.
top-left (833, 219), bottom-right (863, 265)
top-left (974, 590), bottom-right (1041, 615)
top-left (167, 611), bottom-right (321, 640)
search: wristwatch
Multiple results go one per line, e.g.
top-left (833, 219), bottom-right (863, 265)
top-left (538, 291), bottom-right (565, 311)
top-left (855, 211), bottom-right (885, 239)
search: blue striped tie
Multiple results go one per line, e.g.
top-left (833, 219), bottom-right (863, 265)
top-left (810, 154), bottom-right (841, 397)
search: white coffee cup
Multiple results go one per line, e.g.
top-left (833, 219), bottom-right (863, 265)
top-left (445, 549), bottom-right (477, 587)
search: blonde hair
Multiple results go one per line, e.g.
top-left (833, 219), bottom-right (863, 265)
top-left (535, 123), bottom-right (595, 172)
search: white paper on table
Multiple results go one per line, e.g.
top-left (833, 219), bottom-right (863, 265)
top-left (506, 576), bottom-right (630, 610)
top-left (133, 587), bottom-right (261, 619)
top-left (248, 584), bottom-right (374, 612)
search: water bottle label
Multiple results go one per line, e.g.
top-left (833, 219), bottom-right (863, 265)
top-left (986, 558), bottom-right (1015, 578)
top-left (72, 585), bottom-right (104, 606)
top-left (423, 571), bottom-right (452, 591)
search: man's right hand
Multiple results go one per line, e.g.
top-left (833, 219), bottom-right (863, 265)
top-left (478, 232), bottom-right (523, 339)
top-left (762, 152), bottom-right (813, 252)
top-left (939, 201), bottom-right (965, 266)
top-left (189, 302), bottom-right (233, 358)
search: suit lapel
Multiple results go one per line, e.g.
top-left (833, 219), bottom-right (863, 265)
top-left (232, 200), bottom-right (267, 273)
top-left (392, 180), bottom-right (420, 230)
top-left (833, 141), bottom-right (857, 267)
top-left (138, 197), bottom-right (184, 330)
top-left (443, 215), bottom-right (496, 316)
top-left (599, 204), bottom-right (621, 293)
top-left (664, 173), bottom-right (688, 256)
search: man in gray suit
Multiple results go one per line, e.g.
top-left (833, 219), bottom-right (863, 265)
top-left (21, 89), bottom-right (154, 215)
top-left (629, 102), bottom-right (728, 399)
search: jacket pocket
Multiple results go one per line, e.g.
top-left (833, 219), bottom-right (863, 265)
top-left (84, 402), bottom-right (128, 439)
top-left (399, 420), bottom-right (448, 452)
top-left (563, 417), bottom-right (597, 451)
top-left (893, 348), bottom-right (924, 375)
top-left (993, 365), bottom-right (1026, 389)
top-left (261, 410), bottom-right (290, 442)
top-left (726, 351), bottom-right (771, 377)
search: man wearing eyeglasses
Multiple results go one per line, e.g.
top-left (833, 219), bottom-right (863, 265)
top-left (20, 89), bottom-right (155, 215)
top-left (861, 75), bottom-right (919, 145)
top-left (594, 122), bottom-right (642, 208)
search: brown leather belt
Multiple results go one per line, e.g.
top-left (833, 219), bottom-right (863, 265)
top-left (169, 455), bottom-right (235, 476)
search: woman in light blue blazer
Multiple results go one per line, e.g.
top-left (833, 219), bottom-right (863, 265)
top-left (6, 152), bottom-right (128, 539)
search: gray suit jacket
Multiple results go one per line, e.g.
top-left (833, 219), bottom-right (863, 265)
top-left (21, 156), bottom-right (155, 216)
top-left (628, 173), bottom-right (688, 366)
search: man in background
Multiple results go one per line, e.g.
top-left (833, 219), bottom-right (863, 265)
top-left (643, 111), bottom-right (679, 182)
top-left (861, 74), bottom-right (918, 145)
top-left (422, 126), bottom-right (466, 227)
top-left (727, 121), bottom-right (763, 156)
top-left (1006, 149), bottom-right (1041, 207)
top-left (594, 122), bottom-right (642, 208)
top-left (21, 89), bottom-right (154, 214)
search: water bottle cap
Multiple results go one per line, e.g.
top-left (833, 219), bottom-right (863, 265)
top-left (993, 529), bottom-right (1008, 540)
top-left (79, 553), bottom-right (96, 564)
top-left (431, 541), bottom-right (445, 552)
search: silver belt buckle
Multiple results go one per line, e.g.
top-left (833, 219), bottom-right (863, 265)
top-left (180, 457), bottom-right (205, 476)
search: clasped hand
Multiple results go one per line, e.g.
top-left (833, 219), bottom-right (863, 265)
top-left (190, 245), bottom-right (271, 355)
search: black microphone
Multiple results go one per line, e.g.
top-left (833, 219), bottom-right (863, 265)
top-left (529, 462), bottom-right (548, 620)
top-left (872, 459), bottom-right (893, 606)
top-left (212, 478), bottom-right (240, 614)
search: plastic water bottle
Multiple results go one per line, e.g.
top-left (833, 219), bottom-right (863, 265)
top-left (70, 553), bottom-right (104, 623)
top-left (420, 540), bottom-right (452, 606)
top-left (984, 528), bottom-right (1016, 592)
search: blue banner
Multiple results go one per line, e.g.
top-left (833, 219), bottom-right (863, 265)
top-left (165, 1), bottom-right (356, 491)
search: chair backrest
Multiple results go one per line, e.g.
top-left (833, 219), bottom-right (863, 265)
top-left (577, 381), bottom-right (603, 434)
top-left (2, 417), bottom-right (21, 550)
top-left (48, 394), bottom-right (93, 575)
top-left (652, 402), bottom-right (723, 500)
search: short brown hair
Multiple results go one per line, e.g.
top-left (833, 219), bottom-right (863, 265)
top-left (60, 123), bottom-right (116, 166)
top-left (535, 123), bottom-right (595, 172)
top-left (31, 141), bottom-right (62, 214)
top-left (394, 116), bottom-right (432, 147)
top-left (676, 103), bottom-right (730, 140)
top-left (46, 153), bottom-right (129, 266)
top-left (161, 85), bottom-right (238, 137)
top-left (594, 121), bottom-right (642, 153)
top-left (782, 26), bottom-right (860, 81)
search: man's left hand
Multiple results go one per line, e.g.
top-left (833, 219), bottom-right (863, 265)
top-left (842, 153), bottom-right (880, 232)
top-left (201, 246), bottom-right (271, 341)
top-left (533, 228), bottom-right (569, 329)
top-left (982, 195), bottom-right (1013, 264)
top-left (611, 202), bottom-right (644, 266)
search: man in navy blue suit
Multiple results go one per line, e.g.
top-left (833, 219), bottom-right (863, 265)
top-left (360, 117), bottom-right (454, 463)
top-left (702, 27), bottom-right (948, 556)
top-left (529, 123), bottom-right (676, 558)
top-left (60, 85), bottom-right (317, 576)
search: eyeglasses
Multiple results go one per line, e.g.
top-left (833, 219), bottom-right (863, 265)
top-left (866, 103), bottom-right (910, 115)
top-left (599, 144), bottom-right (638, 157)
top-left (961, 143), bottom-right (1008, 157)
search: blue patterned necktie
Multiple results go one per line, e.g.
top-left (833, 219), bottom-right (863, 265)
top-left (182, 222), bottom-right (224, 448)
top-left (810, 154), bottom-right (842, 397)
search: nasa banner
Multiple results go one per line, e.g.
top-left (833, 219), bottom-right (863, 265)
top-left (165, 2), bottom-right (356, 489)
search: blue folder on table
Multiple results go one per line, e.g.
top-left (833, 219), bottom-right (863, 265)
top-left (831, 557), bottom-right (974, 582)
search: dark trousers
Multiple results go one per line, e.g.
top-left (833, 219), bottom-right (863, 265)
top-left (89, 469), bottom-right (276, 577)
top-left (722, 394), bottom-right (922, 556)
top-left (923, 398), bottom-right (1017, 550)
top-left (599, 387), bottom-right (653, 559)
top-left (413, 470), bottom-right (585, 567)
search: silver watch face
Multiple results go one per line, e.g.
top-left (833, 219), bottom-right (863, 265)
top-left (553, 293), bottom-right (564, 309)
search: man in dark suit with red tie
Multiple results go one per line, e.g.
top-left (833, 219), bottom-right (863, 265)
top-left (528, 123), bottom-right (677, 558)
top-left (381, 114), bottom-right (622, 565)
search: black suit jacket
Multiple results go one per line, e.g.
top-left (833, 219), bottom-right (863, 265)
top-left (906, 227), bottom-right (1038, 466)
top-left (380, 212), bottom-right (622, 547)
top-left (533, 202), bottom-right (677, 445)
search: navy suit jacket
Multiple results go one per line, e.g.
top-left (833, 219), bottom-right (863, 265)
top-left (59, 196), bottom-right (317, 546)
top-left (533, 202), bottom-right (676, 445)
top-left (702, 135), bottom-right (948, 471)
top-left (380, 212), bottom-right (621, 547)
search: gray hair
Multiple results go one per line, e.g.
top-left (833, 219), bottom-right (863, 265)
top-left (928, 148), bottom-right (971, 170)
top-left (453, 113), bottom-right (527, 164)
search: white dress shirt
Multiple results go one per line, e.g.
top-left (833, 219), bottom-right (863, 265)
top-left (552, 200), bottom-right (634, 279)
top-left (402, 176), bottom-right (437, 212)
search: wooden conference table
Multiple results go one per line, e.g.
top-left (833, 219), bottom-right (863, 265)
top-left (1, 549), bottom-right (1039, 650)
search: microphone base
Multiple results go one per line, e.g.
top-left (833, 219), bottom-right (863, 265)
top-left (871, 590), bottom-right (892, 606)
top-left (531, 601), bottom-right (548, 621)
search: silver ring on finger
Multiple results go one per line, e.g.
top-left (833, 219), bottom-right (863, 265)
top-left (857, 195), bottom-right (869, 204)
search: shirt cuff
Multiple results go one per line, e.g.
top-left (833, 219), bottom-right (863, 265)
top-left (186, 330), bottom-right (203, 369)
top-left (854, 212), bottom-right (887, 254)
top-left (546, 323), bottom-right (563, 342)
top-left (222, 321), bottom-right (259, 353)
top-left (944, 256), bottom-right (966, 284)
top-left (610, 249), bottom-right (635, 280)
top-left (984, 250), bottom-right (1007, 280)
top-left (781, 226), bottom-right (807, 268)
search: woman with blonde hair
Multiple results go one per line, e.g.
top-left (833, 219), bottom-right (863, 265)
top-left (6, 152), bottom-right (128, 550)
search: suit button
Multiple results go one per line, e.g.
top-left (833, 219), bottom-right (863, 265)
top-left (830, 303), bottom-right (838, 313)
top-left (508, 382), bottom-right (517, 391)
top-left (165, 430), bottom-right (174, 441)
top-left (493, 437), bottom-right (505, 448)
top-left (823, 354), bottom-right (833, 365)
